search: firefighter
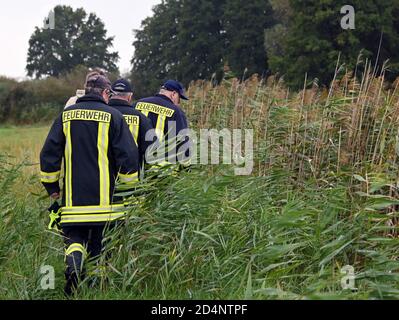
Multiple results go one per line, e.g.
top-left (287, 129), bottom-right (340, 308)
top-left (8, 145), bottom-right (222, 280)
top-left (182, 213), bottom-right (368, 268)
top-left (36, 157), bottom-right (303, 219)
top-left (65, 68), bottom-right (106, 109)
top-left (133, 80), bottom-right (191, 167)
top-left (108, 79), bottom-right (156, 173)
top-left (40, 73), bottom-right (139, 296)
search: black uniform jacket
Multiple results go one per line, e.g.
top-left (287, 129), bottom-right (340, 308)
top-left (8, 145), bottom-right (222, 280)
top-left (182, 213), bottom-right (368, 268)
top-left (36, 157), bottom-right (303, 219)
top-left (133, 94), bottom-right (190, 165)
top-left (40, 94), bottom-right (139, 226)
top-left (108, 98), bottom-right (156, 168)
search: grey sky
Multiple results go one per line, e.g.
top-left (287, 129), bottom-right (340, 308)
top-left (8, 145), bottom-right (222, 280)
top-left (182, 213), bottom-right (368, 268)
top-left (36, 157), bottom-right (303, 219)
top-left (0, 0), bottom-right (161, 80)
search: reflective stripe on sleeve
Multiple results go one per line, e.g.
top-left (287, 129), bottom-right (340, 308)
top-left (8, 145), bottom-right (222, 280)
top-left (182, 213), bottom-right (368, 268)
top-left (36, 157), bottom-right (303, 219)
top-left (118, 172), bottom-right (139, 184)
top-left (40, 170), bottom-right (61, 183)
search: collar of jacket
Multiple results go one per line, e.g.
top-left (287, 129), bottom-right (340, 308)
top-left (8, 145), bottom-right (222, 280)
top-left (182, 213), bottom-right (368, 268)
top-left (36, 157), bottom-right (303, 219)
top-left (155, 94), bottom-right (174, 104)
top-left (108, 98), bottom-right (132, 107)
top-left (76, 93), bottom-right (107, 104)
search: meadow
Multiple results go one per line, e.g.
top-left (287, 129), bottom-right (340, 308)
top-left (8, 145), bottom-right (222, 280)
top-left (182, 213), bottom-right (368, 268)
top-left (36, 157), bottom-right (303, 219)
top-left (0, 66), bottom-right (399, 299)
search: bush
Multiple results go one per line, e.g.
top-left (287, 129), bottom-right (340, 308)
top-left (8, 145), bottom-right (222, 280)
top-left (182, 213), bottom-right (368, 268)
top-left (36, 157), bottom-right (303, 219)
top-left (0, 65), bottom-right (120, 125)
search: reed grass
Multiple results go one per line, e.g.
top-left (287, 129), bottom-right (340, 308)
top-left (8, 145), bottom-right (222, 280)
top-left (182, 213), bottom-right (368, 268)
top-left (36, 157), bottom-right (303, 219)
top-left (0, 63), bottom-right (399, 299)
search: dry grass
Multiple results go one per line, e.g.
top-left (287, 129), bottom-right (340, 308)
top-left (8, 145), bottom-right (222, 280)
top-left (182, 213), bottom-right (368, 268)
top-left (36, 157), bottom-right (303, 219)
top-left (186, 66), bottom-right (399, 179)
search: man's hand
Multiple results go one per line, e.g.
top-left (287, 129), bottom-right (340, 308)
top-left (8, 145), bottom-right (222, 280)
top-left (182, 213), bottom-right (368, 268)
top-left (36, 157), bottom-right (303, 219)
top-left (50, 193), bottom-right (60, 200)
top-left (48, 200), bottom-right (61, 231)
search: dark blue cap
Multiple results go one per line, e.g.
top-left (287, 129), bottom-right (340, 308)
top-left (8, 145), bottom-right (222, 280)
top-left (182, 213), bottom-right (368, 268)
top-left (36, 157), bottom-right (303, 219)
top-left (111, 78), bottom-right (133, 93)
top-left (162, 80), bottom-right (189, 100)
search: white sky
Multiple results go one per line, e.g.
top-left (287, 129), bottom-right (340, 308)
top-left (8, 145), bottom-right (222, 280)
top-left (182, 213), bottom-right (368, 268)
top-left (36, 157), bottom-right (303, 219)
top-left (0, 0), bottom-right (161, 80)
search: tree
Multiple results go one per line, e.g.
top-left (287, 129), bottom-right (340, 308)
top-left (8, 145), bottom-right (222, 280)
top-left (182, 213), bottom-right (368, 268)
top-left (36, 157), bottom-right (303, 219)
top-left (26, 5), bottom-right (119, 78)
top-left (176, 0), bottom-right (225, 83)
top-left (223, 0), bottom-right (275, 78)
top-left (131, 0), bottom-right (182, 97)
top-left (131, 0), bottom-right (225, 97)
top-left (268, 0), bottom-right (399, 89)
top-left (265, 0), bottom-right (293, 59)
top-left (131, 0), bottom-right (276, 97)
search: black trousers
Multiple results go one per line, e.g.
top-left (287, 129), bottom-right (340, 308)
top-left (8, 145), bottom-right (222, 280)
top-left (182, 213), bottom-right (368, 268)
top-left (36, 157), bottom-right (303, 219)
top-left (62, 224), bottom-right (115, 296)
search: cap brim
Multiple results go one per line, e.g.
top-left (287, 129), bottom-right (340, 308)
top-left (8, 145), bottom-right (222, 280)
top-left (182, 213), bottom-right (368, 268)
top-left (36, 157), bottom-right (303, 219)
top-left (180, 93), bottom-right (189, 100)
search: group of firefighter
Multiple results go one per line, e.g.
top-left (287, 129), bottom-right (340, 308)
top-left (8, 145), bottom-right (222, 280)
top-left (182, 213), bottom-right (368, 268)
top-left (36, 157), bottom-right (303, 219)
top-left (39, 69), bottom-right (190, 295)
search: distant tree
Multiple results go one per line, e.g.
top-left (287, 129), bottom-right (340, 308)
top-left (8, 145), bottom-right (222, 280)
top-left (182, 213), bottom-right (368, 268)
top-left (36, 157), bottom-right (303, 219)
top-left (176, 1), bottom-right (225, 83)
top-left (131, 0), bottom-right (225, 97)
top-left (269, 0), bottom-right (399, 89)
top-left (26, 5), bottom-right (119, 78)
top-left (131, 0), bottom-right (181, 97)
top-left (265, 0), bottom-right (293, 59)
top-left (131, 0), bottom-right (276, 97)
top-left (223, 0), bottom-right (275, 78)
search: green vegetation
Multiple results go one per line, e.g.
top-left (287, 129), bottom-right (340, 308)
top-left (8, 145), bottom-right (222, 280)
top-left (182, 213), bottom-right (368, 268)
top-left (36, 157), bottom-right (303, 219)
top-left (27, 5), bottom-right (119, 78)
top-left (0, 66), bottom-right (119, 124)
top-left (1, 0), bottom-right (398, 301)
top-left (269, 0), bottom-right (399, 88)
top-left (3, 2), bottom-right (398, 123)
top-left (132, 0), bottom-right (399, 95)
top-left (131, 0), bottom-right (276, 96)
top-left (0, 69), bottom-right (398, 299)
top-left (5, 1), bottom-right (396, 103)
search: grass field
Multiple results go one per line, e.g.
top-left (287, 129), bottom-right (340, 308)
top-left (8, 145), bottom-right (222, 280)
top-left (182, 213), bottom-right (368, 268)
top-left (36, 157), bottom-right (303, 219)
top-left (1, 70), bottom-right (399, 300)
top-left (0, 126), bottom-right (48, 198)
top-left (0, 125), bottom-right (48, 170)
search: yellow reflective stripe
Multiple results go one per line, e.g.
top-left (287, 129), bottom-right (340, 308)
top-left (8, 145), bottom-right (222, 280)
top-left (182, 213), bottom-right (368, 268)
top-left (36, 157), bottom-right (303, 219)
top-left (61, 204), bottom-right (126, 214)
top-left (63, 122), bottom-right (73, 207)
top-left (155, 115), bottom-right (166, 142)
top-left (129, 124), bottom-right (139, 145)
top-left (133, 124), bottom-right (139, 144)
top-left (65, 243), bottom-right (87, 256)
top-left (141, 110), bottom-right (149, 117)
top-left (118, 172), bottom-right (138, 183)
top-left (61, 212), bottom-right (126, 224)
top-left (98, 122), bottom-right (110, 206)
top-left (136, 103), bottom-right (175, 117)
top-left (40, 170), bottom-right (61, 183)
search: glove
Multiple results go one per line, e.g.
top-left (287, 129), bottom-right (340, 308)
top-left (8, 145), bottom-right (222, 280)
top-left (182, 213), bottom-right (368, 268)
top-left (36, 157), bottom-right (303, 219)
top-left (48, 201), bottom-right (61, 231)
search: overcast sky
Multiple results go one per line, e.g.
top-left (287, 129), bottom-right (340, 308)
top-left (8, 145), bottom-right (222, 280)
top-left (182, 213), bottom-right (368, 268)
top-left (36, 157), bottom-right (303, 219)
top-left (0, 0), bottom-right (161, 80)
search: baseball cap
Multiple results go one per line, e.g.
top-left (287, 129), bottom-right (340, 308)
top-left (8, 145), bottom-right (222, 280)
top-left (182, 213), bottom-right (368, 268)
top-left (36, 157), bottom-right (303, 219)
top-left (85, 74), bottom-right (111, 91)
top-left (162, 80), bottom-right (189, 100)
top-left (111, 79), bottom-right (133, 93)
top-left (85, 68), bottom-right (106, 84)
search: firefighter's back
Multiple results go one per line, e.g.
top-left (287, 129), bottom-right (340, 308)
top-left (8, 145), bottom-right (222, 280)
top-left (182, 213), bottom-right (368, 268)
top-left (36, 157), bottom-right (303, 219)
top-left (63, 102), bottom-right (118, 207)
top-left (41, 93), bottom-right (139, 226)
top-left (40, 74), bottom-right (139, 296)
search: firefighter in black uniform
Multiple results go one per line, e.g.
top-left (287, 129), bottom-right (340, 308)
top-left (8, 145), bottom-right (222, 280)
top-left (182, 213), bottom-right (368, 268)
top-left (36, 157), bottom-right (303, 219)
top-left (108, 79), bottom-right (155, 173)
top-left (133, 80), bottom-right (191, 167)
top-left (40, 73), bottom-right (139, 296)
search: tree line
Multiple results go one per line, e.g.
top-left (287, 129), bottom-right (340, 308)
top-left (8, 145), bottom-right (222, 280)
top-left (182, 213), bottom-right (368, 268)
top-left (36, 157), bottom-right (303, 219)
top-left (1, 1), bottom-right (399, 123)
top-left (131, 0), bottom-right (399, 94)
